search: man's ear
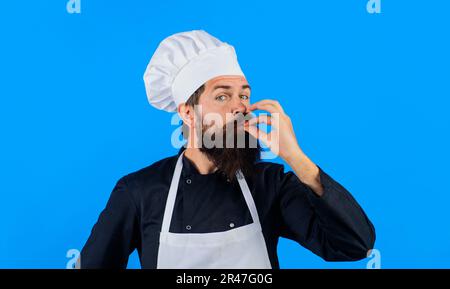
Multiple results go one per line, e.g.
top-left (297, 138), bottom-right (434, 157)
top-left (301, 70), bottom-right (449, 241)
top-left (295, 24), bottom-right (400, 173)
top-left (178, 103), bottom-right (193, 128)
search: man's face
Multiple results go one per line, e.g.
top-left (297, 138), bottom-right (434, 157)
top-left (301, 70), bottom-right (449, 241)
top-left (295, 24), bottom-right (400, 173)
top-left (191, 75), bottom-right (261, 181)
top-left (197, 75), bottom-right (251, 132)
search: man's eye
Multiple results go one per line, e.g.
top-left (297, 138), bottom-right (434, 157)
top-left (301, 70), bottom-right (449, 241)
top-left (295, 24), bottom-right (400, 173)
top-left (215, 95), bottom-right (227, 101)
top-left (240, 95), bottom-right (249, 100)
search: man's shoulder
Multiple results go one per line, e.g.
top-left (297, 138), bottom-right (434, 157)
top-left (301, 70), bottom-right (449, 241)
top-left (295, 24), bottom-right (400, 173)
top-left (249, 160), bottom-right (288, 186)
top-left (254, 160), bottom-right (285, 174)
top-left (120, 153), bottom-right (179, 187)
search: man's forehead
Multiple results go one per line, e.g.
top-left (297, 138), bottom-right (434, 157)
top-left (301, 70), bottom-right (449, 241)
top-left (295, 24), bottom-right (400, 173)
top-left (206, 75), bottom-right (249, 89)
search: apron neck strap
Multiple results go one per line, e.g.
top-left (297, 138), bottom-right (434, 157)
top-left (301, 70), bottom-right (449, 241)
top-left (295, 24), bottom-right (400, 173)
top-left (235, 170), bottom-right (261, 225)
top-left (161, 150), bottom-right (261, 233)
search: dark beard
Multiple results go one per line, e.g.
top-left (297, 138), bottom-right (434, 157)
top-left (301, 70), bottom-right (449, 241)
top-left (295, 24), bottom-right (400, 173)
top-left (199, 120), bottom-right (261, 182)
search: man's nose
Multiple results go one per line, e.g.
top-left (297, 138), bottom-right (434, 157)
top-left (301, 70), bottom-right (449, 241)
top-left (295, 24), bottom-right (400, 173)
top-left (231, 98), bottom-right (248, 116)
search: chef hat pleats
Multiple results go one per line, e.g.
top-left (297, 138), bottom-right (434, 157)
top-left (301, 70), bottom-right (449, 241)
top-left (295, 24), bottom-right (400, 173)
top-left (143, 30), bottom-right (245, 112)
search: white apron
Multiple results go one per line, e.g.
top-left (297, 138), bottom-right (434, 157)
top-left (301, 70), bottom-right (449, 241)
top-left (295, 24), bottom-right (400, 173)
top-left (157, 151), bottom-right (272, 269)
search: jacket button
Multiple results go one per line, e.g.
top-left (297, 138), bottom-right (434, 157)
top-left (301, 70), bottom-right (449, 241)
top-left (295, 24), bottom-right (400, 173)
top-left (186, 225), bottom-right (192, 230)
top-left (186, 178), bottom-right (192, 184)
top-left (229, 222), bottom-right (235, 228)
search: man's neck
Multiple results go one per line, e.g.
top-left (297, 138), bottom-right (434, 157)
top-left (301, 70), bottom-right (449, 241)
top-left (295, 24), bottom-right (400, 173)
top-left (184, 147), bottom-right (218, 175)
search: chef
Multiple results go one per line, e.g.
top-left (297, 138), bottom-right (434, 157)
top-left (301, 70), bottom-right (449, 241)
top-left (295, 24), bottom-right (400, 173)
top-left (79, 30), bottom-right (375, 269)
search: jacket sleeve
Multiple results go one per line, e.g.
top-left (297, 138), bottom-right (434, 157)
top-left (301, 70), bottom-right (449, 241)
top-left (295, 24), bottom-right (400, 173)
top-left (80, 176), bottom-right (140, 268)
top-left (277, 165), bottom-right (376, 261)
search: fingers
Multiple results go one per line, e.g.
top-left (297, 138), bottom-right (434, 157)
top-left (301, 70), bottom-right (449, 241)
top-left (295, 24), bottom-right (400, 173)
top-left (249, 99), bottom-right (284, 114)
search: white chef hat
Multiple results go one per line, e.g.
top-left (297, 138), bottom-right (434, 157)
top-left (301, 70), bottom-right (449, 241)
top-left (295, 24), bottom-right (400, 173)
top-left (143, 30), bottom-right (245, 112)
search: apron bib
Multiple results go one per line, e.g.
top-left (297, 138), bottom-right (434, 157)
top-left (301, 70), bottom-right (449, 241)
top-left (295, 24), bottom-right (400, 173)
top-left (156, 151), bottom-right (272, 269)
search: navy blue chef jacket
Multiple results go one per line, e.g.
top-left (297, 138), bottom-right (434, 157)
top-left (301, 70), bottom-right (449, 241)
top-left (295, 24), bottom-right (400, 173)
top-left (80, 147), bottom-right (375, 268)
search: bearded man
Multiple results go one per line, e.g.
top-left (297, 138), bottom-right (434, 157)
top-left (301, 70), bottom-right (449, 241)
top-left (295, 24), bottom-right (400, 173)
top-left (79, 30), bottom-right (375, 269)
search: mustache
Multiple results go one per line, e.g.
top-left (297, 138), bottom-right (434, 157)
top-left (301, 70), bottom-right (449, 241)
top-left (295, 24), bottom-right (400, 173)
top-left (202, 113), bottom-right (256, 148)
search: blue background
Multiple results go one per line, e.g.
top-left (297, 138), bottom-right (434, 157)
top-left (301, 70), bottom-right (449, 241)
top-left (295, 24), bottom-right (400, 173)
top-left (1, 1), bottom-right (449, 269)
